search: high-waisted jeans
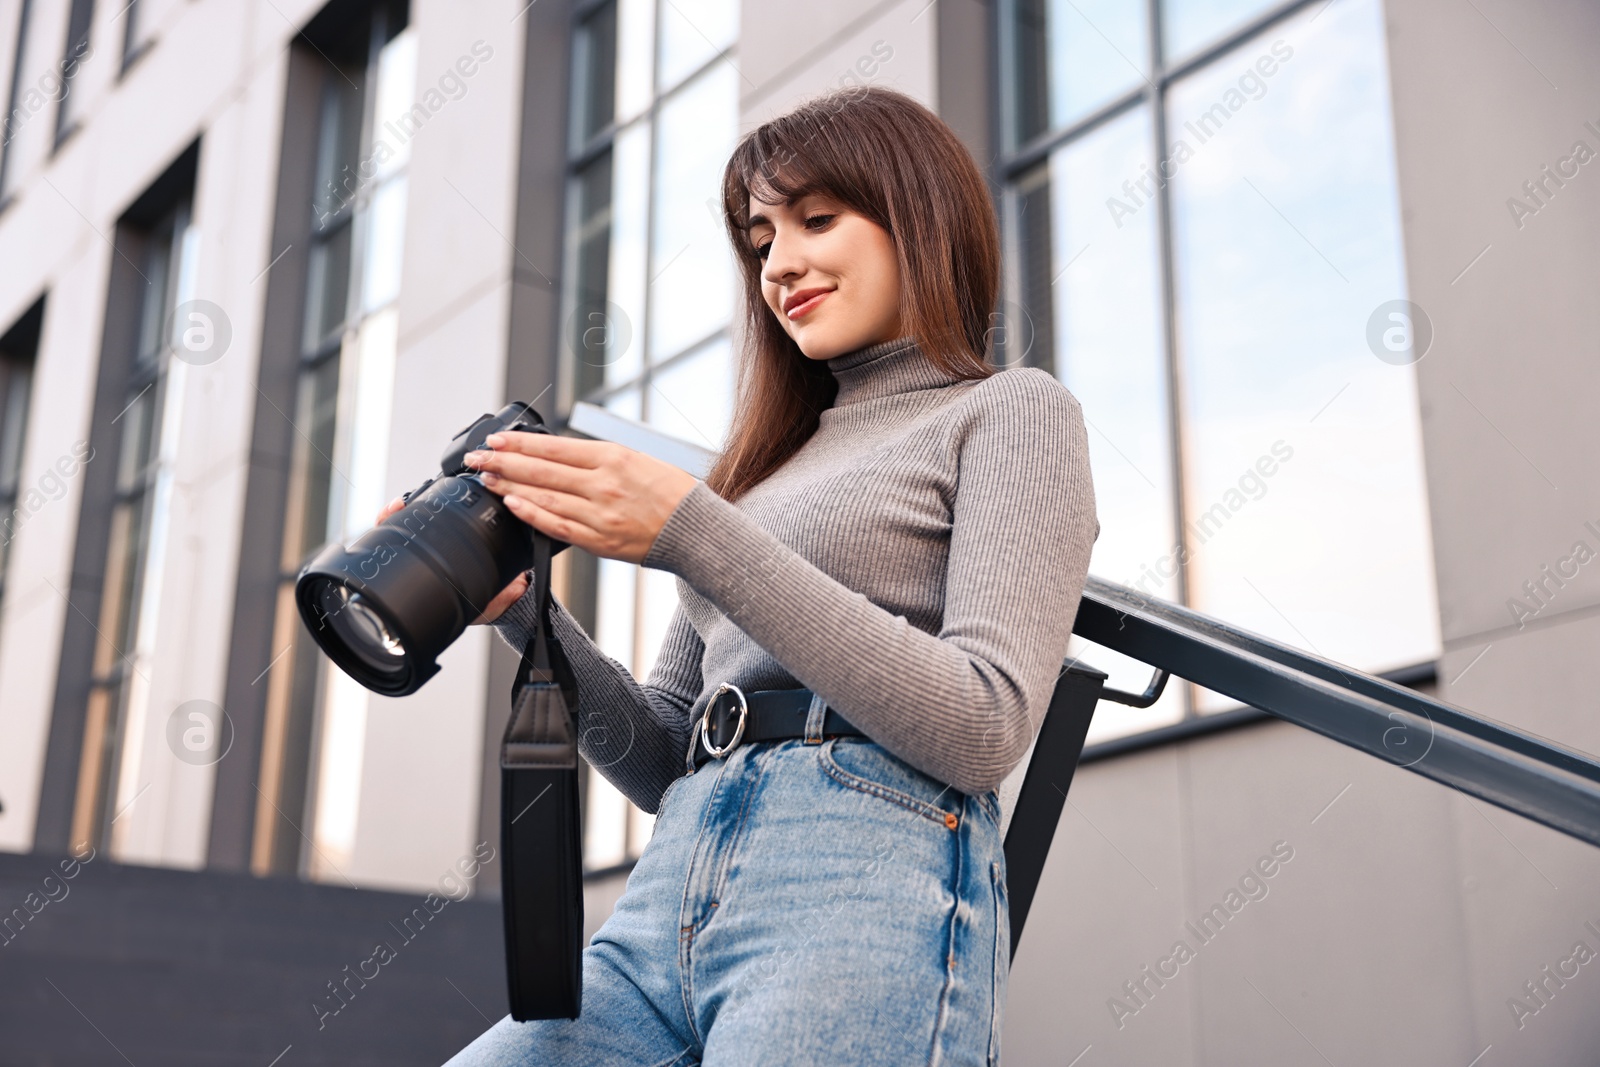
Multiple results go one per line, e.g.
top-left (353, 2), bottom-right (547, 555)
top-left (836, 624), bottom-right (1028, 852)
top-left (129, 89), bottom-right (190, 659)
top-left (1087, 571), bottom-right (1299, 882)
top-left (444, 734), bottom-right (1010, 1065)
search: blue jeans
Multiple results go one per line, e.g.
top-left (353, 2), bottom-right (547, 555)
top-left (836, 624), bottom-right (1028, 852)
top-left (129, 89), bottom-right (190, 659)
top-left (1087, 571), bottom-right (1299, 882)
top-left (445, 735), bottom-right (1010, 1065)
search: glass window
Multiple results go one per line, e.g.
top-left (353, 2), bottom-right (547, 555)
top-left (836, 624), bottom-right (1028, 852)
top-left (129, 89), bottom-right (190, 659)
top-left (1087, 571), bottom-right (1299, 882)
top-left (635, 568), bottom-right (681, 681)
top-left (595, 556), bottom-right (638, 670)
top-left (563, 0), bottom-right (738, 870)
top-left (585, 553), bottom-right (642, 869)
top-left (1027, 108), bottom-right (1187, 739)
top-left (1006, 0), bottom-right (1151, 147)
top-left (572, 1), bottom-right (617, 145)
top-left (254, 11), bottom-right (414, 880)
top-left (603, 383), bottom-right (643, 421)
top-left (305, 223), bottom-right (354, 348)
top-left (120, 0), bottom-right (157, 71)
top-left (0, 0), bottom-right (33, 199)
top-left (614, 0), bottom-right (656, 125)
top-left (648, 63), bottom-right (737, 363)
top-left (1168, 0), bottom-right (1438, 707)
top-left (73, 200), bottom-right (191, 855)
top-left (1162, 0), bottom-right (1282, 63)
top-left (656, 0), bottom-right (737, 93)
top-left (361, 178), bottom-right (407, 312)
top-left (53, 0), bottom-right (94, 144)
top-left (583, 773), bottom-right (630, 869)
top-left (619, 565), bottom-right (682, 850)
top-left (604, 119), bottom-right (650, 384)
top-left (0, 299), bottom-right (42, 618)
top-left (648, 337), bottom-right (733, 452)
top-left (568, 154), bottom-right (615, 398)
top-left (1002, 0), bottom-right (1440, 737)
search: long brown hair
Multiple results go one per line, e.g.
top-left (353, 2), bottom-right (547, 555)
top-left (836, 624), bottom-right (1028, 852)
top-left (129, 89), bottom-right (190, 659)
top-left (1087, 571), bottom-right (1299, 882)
top-left (707, 86), bottom-right (1000, 501)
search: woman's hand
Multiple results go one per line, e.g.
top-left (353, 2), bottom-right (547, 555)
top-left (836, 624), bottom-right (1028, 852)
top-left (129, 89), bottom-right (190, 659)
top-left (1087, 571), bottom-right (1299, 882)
top-left (374, 495), bottom-right (530, 626)
top-left (462, 432), bottom-right (698, 565)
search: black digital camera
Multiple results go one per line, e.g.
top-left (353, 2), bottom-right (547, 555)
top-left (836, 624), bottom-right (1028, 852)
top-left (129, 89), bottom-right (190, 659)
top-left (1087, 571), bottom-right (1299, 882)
top-left (295, 402), bottom-right (568, 696)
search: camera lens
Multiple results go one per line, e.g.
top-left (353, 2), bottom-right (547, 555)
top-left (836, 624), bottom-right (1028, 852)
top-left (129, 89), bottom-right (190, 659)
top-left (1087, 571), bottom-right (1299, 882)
top-left (316, 582), bottom-right (406, 680)
top-left (295, 402), bottom-right (567, 697)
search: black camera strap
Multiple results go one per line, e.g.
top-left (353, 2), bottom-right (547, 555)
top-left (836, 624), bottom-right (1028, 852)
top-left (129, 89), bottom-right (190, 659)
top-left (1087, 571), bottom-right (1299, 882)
top-left (500, 532), bottom-right (584, 1020)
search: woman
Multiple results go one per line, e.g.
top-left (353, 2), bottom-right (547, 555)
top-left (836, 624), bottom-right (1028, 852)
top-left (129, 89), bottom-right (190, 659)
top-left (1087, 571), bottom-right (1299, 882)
top-left (436, 86), bottom-right (1098, 1065)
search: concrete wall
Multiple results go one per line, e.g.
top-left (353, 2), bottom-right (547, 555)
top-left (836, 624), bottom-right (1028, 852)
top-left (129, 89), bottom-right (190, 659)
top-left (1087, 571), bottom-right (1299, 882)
top-left (739, 0), bottom-right (938, 125)
top-left (0, 0), bottom-right (531, 893)
top-left (1392, 0), bottom-right (1600, 1058)
top-left (0, 0), bottom-right (328, 860)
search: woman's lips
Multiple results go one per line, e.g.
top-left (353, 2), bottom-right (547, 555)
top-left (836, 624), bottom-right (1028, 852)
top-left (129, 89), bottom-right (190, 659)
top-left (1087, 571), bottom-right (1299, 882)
top-left (786, 290), bottom-right (831, 320)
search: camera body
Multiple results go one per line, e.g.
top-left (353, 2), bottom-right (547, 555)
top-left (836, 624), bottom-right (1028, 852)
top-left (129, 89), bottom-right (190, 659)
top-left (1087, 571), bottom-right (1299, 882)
top-left (294, 403), bottom-right (568, 696)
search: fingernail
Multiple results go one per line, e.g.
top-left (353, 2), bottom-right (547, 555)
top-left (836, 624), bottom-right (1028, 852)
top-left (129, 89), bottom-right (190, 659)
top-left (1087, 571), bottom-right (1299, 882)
top-left (465, 451), bottom-right (484, 466)
top-left (480, 471), bottom-right (499, 485)
top-left (485, 434), bottom-right (505, 448)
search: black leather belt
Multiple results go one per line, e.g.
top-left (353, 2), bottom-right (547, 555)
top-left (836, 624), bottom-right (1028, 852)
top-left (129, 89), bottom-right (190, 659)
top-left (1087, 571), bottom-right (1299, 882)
top-left (693, 684), bottom-right (865, 769)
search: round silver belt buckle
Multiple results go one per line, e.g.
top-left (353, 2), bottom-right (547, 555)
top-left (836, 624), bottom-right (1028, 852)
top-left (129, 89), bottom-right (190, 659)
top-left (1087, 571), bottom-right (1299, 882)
top-left (700, 682), bottom-right (748, 759)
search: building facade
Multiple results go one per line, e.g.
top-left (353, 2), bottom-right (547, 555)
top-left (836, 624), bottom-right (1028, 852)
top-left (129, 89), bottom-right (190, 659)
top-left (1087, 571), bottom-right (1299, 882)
top-left (0, 0), bottom-right (1595, 1062)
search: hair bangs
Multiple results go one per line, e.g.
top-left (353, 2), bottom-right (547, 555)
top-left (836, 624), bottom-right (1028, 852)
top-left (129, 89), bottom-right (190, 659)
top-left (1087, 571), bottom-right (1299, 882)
top-left (709, 87), bottom-right (1000, 502)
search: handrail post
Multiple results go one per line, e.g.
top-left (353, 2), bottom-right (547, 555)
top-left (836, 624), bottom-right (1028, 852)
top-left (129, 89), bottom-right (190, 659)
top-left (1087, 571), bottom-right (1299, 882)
top-left (1004, 662), bottom-right (1107, 961)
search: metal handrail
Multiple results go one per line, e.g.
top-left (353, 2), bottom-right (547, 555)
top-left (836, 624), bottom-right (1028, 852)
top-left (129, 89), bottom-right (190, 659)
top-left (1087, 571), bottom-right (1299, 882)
top-left (1072, 575), bottom-right (1600, 849)
top-left (1006, 575), bottom-right (1600, 953)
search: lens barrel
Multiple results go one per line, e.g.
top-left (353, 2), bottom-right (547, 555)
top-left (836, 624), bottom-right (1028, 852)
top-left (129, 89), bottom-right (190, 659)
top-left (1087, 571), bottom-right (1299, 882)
top-left (295, 473), bottom-right (534, 696)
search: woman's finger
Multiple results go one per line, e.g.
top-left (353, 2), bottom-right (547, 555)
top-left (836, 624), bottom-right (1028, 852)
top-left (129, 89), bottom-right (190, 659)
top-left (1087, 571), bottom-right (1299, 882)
top-left (501, 494), bottom-right (618, 560)
top-left (464, 449), bottom-right (591, 497)
top-left (479, 472), bottom-right (600, 529)
top-left (484, 430), bottom-right (610, 469)
top-left (374, 495), bottom-right (404, 525)
top-left (480, 476), bottom-right (611, 543)
top-left (471, 571), bottom-right (530, 626)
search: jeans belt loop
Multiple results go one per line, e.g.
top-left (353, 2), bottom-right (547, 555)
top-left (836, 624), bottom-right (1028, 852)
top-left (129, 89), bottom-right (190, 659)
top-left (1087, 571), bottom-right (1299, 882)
top-left (803, 691), bottom-right (828, 744)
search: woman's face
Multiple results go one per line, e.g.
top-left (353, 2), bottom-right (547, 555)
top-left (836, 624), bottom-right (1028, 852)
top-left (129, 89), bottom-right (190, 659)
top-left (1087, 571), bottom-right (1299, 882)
top-left (746, 191), bottom-right (903, 360)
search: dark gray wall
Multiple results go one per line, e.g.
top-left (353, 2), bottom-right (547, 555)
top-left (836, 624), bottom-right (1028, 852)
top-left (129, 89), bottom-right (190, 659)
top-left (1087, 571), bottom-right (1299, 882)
top-left (0, 849), bottom-right (506, 1066)
top-left (938, 0), bottom-right (997, 185)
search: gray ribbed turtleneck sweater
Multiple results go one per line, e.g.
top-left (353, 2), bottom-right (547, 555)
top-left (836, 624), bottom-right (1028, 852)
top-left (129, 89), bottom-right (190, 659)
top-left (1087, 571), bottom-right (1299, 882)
top-left (492, 336), bottom-right (1099, 812)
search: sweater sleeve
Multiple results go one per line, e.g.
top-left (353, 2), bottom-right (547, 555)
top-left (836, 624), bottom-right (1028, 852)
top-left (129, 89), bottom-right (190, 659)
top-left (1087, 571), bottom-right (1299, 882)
top-left (640, 368), bottom-right (1099, 795)
top-left (490, 578), bottom-right (702, 813)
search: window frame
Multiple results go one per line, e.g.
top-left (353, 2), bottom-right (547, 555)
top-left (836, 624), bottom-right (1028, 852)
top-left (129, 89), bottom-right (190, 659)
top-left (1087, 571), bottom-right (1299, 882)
top-left (0, 0), bottom-right (36, 206)
top-left (559, 0), bottom-right (739, 870)
top-left (51, 0), bottom-right (95, 151)
top-left (250, 5), bottom-right (411, 880)
top-left (994, 0), bottom-right (1436, 728)
top-left (0, 297), bottom-right (44, 618)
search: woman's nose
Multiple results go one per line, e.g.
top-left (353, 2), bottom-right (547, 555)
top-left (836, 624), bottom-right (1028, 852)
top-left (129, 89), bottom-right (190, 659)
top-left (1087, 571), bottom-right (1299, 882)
top-left (761, 233), bottom-right (804, 285)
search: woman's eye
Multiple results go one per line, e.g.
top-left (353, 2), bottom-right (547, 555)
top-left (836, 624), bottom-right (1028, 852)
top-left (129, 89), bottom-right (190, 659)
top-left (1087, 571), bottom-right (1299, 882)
top-left (752, 216), bottom-right (834, 259)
